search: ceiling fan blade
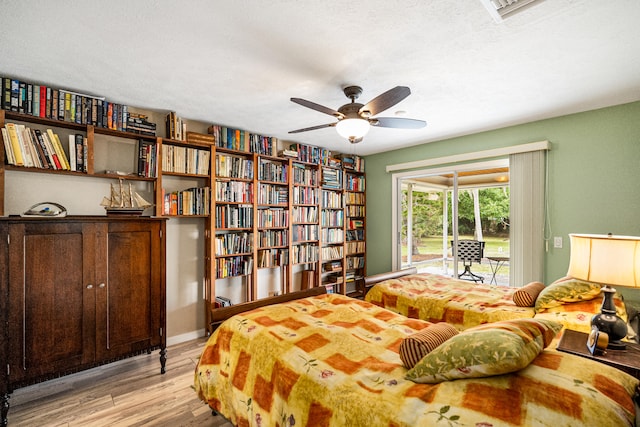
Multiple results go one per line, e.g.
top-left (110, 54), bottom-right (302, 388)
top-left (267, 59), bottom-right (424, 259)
top-left (360, 86), bottom-right (411, 116)
top-left (291, 98), bottom-right (343, 118)
top-left (371, 117), bottom-right (427, 129)
top-left (288, 122), bottom-right (336, 134)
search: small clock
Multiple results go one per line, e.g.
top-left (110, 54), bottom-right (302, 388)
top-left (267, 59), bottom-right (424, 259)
top-left (587, 326), bottom-right (609, 355)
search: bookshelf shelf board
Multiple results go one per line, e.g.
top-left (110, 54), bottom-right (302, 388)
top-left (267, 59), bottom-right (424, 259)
top-left (162, 171), bottom-right (210, 178)
top-left (215, 252), bottom-right (253, 258)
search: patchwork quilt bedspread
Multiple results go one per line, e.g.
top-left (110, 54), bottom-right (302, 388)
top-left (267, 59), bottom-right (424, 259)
top-left (194, 294), bottom-right (637, 427)
top-left (365, 273), bottom-right (534, 329)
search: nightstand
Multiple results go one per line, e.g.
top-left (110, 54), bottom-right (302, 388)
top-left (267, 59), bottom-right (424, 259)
top-left (557, 329), bottom-right (640, 380)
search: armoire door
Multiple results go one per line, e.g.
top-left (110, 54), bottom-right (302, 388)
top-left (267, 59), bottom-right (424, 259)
top-left (7, 221), bottom-right (96, 384)
top-left (95, 220), bottom-right (163, 361)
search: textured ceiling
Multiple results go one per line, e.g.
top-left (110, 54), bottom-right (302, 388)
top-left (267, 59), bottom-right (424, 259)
top-left (1, 0), bottom-right (639, 155)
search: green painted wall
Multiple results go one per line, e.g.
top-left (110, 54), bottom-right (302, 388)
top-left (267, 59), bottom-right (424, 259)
top-left (365, 101), bottom-right (640, 287)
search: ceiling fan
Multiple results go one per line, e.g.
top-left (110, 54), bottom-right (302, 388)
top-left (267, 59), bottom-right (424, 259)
top-left (289, 85), bottom-right (426, 143)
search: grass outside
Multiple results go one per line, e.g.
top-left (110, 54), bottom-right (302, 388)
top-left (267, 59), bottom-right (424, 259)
top-left (402, 235), bottom-right (510, 285)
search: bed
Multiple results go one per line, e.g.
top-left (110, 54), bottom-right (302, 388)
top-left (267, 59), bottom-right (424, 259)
top-left (194, 289), bottom-right (638, 427)
top-left (364, 269), bottom-right (628, 333)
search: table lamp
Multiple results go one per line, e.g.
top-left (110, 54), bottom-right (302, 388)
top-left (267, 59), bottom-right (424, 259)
top-left (567, 233), bottom-right (640, 350)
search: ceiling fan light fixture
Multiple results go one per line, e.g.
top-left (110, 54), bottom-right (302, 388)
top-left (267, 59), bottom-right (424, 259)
top-left (336, 118), bottom-right (370, 141)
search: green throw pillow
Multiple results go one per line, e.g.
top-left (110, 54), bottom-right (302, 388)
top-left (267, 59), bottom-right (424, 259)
top-left (534, 277), bottom-right (602, 312)
top-left (405, 318), bottom-right (563, 384)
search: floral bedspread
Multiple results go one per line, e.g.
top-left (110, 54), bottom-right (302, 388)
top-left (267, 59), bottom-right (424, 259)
top-left (365, 273), bottom-right (534, 329)
top-left (194, 294), bottom-right (637, 427)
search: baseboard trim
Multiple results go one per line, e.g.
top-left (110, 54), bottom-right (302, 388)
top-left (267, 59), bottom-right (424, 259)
top-left (167, 329), bottom-right (207, 346)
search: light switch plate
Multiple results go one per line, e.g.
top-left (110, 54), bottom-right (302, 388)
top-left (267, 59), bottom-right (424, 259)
top-left (554, 236), bottom-right (563, 248)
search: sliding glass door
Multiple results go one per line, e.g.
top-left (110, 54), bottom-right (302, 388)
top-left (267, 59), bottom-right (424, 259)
top-left (395, 160), bottom-right (511, 285)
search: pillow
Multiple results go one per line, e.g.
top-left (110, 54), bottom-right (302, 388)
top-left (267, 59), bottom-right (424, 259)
top-left (399, 322), bottom-right (459, 369)
top-left (512, 281), bottom-right (545, 307)
top-left (405, 318), bottom-right (563, 384)
top-left (534, 276), bottom-right (602, 312)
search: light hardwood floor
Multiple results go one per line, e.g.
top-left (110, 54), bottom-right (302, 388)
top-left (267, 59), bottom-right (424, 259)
top-left (7, 338), bottom-right (233, 426)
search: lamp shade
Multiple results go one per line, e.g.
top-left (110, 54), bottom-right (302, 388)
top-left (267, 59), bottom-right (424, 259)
top-left (567, 234), bottom-right (640, 288)
top-left (335, 118), bottom-right (370, 140)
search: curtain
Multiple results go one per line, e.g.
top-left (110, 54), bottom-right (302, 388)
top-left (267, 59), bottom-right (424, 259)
top-left (509, 150), bottom-right (547, 286)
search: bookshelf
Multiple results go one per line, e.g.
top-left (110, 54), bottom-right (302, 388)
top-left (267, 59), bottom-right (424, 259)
top-left (320, 164), bottom-right (345, 293)
top-left (345, 168), bottom-right (366, 297)
top-left (0, 101), bottom-right (367, 334)
top-left (255, 155), bottom-right (290, 295)
top-left (290, 160), bottom-right (321, 289)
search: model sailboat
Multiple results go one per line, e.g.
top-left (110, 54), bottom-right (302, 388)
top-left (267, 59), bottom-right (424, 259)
top-left (101, 178), bottom-right (153, 215)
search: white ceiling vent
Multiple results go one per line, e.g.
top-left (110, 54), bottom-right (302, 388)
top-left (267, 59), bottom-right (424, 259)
top-left (479, 0), bottom-right (545, 22)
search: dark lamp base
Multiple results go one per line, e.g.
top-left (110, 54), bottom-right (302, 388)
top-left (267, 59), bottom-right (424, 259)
top-left (591, 285), bottom-right (628, 349)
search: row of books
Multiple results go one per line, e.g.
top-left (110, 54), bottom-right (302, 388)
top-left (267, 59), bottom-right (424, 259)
top-left (288, 143), bottom-right (332, 165)
top-left (215, 181), bottom-right (253, 203)
top-left (258, 229), bottom-right (288, 248)
top-left (216, 153), bottom-right (254, 179)
top-left (257, 183), bottom-right (288, 205)
top-left (322, 229), bottom-right (344, 244)
top-left (346, 192), bottom-right (365, 205)
top-left (321, 210), bottom-right (344, 227)
top-left (1, 77), bottom-right (135, 132)
top-left (292, 187), bottom-right (318, 205)
top-left (208, 124), bottom-right (278, 156)
top-left (258, 158), bottom-right (288, 183)
top-left (215, 232), bottom-right (253, 256)
top-left (321, 167), bottom-right (342, 189)
top-left (346, 229), bottom-right (365, 241)
top-left (215, 205), bottom-right (253, 228)
top-left (321, 246), bottom-right (343, 261)
top-left (166, 112), bottom-right (187, 141)
top-left (291, 243), bottom-right (319, 264)
top-left (127, 113), bottom-right (157, 136)
top-left (346, 241), bottom-right (366, 254)
top-left (257, 248), bottom-right (289, 268)
top-left (345, 174), bottom-right (366, 191)
top-left (346, 256), bottom-right (365, 269)
top-left (162, 144), bottom-right (211, 175)
top-left (216, 256), bottom-right (253, 278)
top-left (137, 140), bottom-right (158, 178)
top-left (322, 261), bottom-right (342, 273)
top-left (292, 163), bottom-right (318, 186)
top-left (2, 122), bottom-right (85, 171)
top-left (321, 190), bottom-right (343, 209)
top-left (162, 187), bottom-right (210, 216)
top-left (292, 224), bottom-right (319, 242)
top-left (292, 206), bottom-right (318, 223)
top-left (257, 208), bottom-right (288, 228)
top-left (346, 205), bottom-right (365, 217)
top-left (336, 154), bottom-right (365, 172)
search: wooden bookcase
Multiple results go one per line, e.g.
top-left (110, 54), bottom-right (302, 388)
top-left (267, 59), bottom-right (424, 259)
top-left (0, 109), bottom-right (367, 335)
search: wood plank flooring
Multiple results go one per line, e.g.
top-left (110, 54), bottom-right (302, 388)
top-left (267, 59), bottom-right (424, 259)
top-left (7, 338), bottom-right (233, 426)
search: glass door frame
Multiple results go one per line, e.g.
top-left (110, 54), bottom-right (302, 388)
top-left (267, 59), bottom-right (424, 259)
top-left (391, 159), bottom-right (509, 272)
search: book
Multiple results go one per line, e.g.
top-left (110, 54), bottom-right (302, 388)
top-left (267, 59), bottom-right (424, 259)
top-left (20, 125), bottom-right (43, 168)
top-left (1, 78), bottom-right (11, 110)
top-left (30, 128), bottom-right (52, 168)
top-left (68, 135), bottom-right (77, 171)
top-left (4, 123), bottom-right (24, 165)
top-left (32, 85), bottom-right (40, 117)
top-left (34, 129), bottom-right (59, 169)
top-left (75, 134), bottom-right (85, 171)
top-left (46, 129), bottom-right (70, 170)
top-left (10, 79), bottom-right (19, 112)
top-left (39, 85), bottom-right (47, 117)
top-left (13, 124), bottom-right (33, 167)
top-left (1, 127), bottom-right (15, 165)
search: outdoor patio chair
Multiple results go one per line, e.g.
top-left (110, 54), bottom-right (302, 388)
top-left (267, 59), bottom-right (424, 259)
top-left (453, 239), bottom-right (485, 283)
